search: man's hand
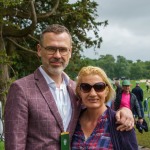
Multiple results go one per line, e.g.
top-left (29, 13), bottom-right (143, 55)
top-left (138, 118), bottom-right (143, 124)
top-left (115, 107), bottom-right (134, 131)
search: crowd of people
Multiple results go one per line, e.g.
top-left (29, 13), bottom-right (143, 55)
top-left (3, 24), bottom-right (149, 150)
top-left (113, 79), bottom-right (149, 134)
top-left (113, 79), bottom-right (149, 117)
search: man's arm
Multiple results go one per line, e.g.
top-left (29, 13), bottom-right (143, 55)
top-left (4, 83), bottom-right (28, 150)
top-left (134, 96), bottom-right (143, 124)
top-left (115, 107), bottom-right (134, 131)
top-left (140, 89), bottom-right (144, 101)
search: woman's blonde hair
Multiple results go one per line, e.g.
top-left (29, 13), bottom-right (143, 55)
top-left (76, 66), bottom-right (115, 103)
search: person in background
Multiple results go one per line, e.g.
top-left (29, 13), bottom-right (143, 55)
top-left (72, 66), bottom-right (138, 150)
top-left (114, 80), bottom-right (122, 96)
top-left (146, 80), bottom-right (150, 93)
top-left (4, 24), bottom-right (134, 150)
top-left (144, 98), bottom-right (148, 112)
top-left (132, 81), bottom-right (144, 118)
top-left (114, 80), bottom-right (143, 124)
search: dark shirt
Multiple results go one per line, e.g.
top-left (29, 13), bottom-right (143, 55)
top-left (116, 85), bottom-right (122, 95)
top-left (132, 86), bottom-right (143, 102)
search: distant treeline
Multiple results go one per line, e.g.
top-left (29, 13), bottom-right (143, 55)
top-left (11, 53), bottom-right (150, 81)
top-left (65, 54), bottom-right (150, 80)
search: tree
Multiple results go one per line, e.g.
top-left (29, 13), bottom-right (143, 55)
top-left (130, 63), bottom-right (143, 79)
top-left (114, 56), bottom-right (130, 79)
top-left (144, 61), bottom-right (150, 78)
top-left (65, 54), bottom-right (150, 81)
top-left (0, 0), bottom-right (107, 103)
top-left (97, 54), bottom-right (116, 79)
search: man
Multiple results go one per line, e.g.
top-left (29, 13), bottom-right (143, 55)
top-left (114, 80), bottom-right (143, 124)
top-left (114, 80), bottom-right (122, 96)
top-left (146, 80), bottom-right (150, 93)
top-left (132, 81), bottom-right (144, 118)
top-left (4, 24), bottom-right (134, 150)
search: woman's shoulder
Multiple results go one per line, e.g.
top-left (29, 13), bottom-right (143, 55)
top-left (107, 107), bottom-right (116, 116)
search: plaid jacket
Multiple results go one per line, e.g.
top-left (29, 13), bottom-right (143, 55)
top-left (4, 68), bottom-right (81, 150)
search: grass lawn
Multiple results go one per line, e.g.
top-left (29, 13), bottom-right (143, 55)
top-left (0, 141), bottom-right (4, 150)
top-left (136, 128), bottom-right (150, 148)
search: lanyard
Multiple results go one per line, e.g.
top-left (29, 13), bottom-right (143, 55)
top-left (61, 132), bottom-right (70, 150)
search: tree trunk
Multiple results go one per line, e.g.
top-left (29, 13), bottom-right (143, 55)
top-left (0, 36), bottom-right (9, 113)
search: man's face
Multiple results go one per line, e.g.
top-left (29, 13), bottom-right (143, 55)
top-left (122, 85), bottom-right (130, 93)
top-left (37, 32), bottom-right (72, 76)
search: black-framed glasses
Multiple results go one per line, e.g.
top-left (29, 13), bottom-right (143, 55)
top-left (80, 82), bottom-right (107, 93)
top-left (41, 45), bottom-right (70, 56)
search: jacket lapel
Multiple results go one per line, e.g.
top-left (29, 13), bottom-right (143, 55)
top-left (34, 68), bottom-right (64, 131)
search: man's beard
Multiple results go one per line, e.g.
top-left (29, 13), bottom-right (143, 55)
top-left (47, 65), bottom-right (65, 75)
top-left (47, 58), bottom-right (69, 75)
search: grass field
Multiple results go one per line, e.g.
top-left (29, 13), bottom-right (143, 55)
top-left (0, 80), bottom-right (150, 149)
top-left (136, 123), bottom-right (150, 148)
top-left (0, 141), bottom-right (4, 150)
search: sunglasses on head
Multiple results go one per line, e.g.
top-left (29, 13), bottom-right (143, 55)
top-left (80, 82), bottom-right (107, 93)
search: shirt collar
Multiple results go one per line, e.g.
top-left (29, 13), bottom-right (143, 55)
top-left (39, 66), bottom-right (70, 88)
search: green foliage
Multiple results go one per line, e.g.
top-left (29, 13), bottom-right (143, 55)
top-left (0, 50), bottom-right (14, 99)
top-left (10, 50), bottom-right (40, 78)
top-left (0, 51), bottom-right (12, 65)
top-left (67, 55), bottom-right (150, 80)
top-left (65, 56), bottom-right (93, 80)
top-left (97, 55), bottom-right (116, 78)
top-left (114, 55), bottom-right (130, 79)
top-left (0, 0), bottom-right (23, 6)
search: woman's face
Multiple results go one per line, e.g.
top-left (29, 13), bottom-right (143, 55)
top-left (79, 74), bottom-right (108, 109)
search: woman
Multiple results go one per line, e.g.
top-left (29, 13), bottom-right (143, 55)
top-left (71, 66), bottom-right (138, 150)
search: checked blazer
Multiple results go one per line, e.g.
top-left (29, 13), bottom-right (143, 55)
top-left (4, 68), bottom-right (81, 150)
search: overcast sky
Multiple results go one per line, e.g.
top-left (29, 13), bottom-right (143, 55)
top-left (72, 0), bottom-right (150, 62)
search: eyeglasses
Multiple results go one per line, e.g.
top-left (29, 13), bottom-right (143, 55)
top-left (80, 82), bottom-right (107, 93)
top-left (41, 45), bottom-right (70, 56)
